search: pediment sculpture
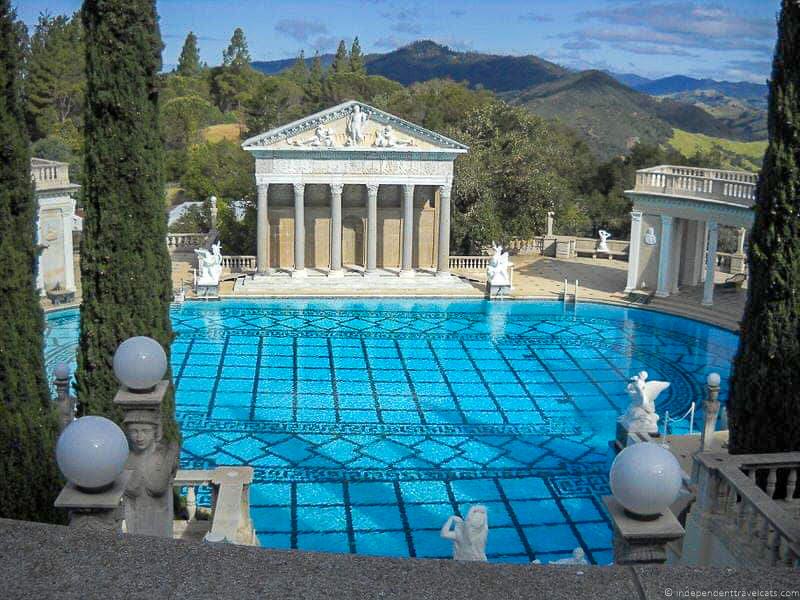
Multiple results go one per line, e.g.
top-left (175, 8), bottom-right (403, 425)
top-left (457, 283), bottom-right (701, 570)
top-left (288, 125), bottom-right (336, 148)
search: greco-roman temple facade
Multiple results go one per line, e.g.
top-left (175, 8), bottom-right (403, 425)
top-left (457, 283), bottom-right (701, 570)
top-left (240, 101), bottom-right (467, 288)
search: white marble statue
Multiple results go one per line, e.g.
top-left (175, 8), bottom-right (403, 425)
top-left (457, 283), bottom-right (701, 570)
top-left (598, 230), bottom-right (611, 253)
top-left (122, 410), bottom-right (179, 537)
top-left (618, 371), bottom-right (671, 434)
top-left (346, 105), bottom-right (368, 146)
top-left (289, 125), bottom-right (335, 147)
top-left (194, 240), bottom-right (223, 287)
top-left (441, 505), bottom-right (488, 561)
top-left (373, 125), bottom-right (415, 148)
top-left (644, 227), bottom-right (657, 245)
top-left (487, 243), bottom-right (511, 288)
top-left (532, 547), bottom-right (590, 565)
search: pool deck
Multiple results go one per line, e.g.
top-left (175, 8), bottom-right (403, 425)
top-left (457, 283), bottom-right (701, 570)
top-left (48, 255), bottom-right (747, 331)
top-left (3, 518), bottom-right (798, 600)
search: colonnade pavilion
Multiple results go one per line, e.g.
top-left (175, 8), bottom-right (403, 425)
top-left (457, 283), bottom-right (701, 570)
top-left (240, 101), bottom-right (467, 285)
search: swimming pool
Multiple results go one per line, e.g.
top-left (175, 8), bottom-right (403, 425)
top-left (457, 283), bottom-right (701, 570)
top-left (44, 299), bottom-right (738, 564)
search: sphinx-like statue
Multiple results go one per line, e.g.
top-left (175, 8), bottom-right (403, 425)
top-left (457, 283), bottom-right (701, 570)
top-left (618, 371), bottom-right (671, 434)
top-left (122, 410), bottom-right (179, 537)
top-left (440, 505), bottom-right (488, 561)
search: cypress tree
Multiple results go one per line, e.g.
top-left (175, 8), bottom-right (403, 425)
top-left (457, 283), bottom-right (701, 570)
top-left (78, 0), bottom-right (178, 441)
top-left (349, 36), bottom-right (365, 75)
top-left (177, 31), bottom-right (201, 77)
top-left (331, 40), bottom-right (348, 74)
top-left (728, 0), bottom-right (800, 454)
top-left (0, 0), bottom-right (63, 522)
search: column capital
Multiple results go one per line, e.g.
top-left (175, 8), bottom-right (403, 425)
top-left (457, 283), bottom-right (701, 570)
top-left (707, 220), bottom-right (719, 232)
top-left (292, 182), bottom-right (305, 196)
top-left (630, 210), bottom-right (643, 222)
top-left (439, 183), bottom-right (452, 197)
top-left (329, 182), bottom-right (344, 196)
top-left (365, 183), bottom-right (379, 196)
top-left (660, 214), bottom-right (674, 226)
top-left (257, 182), bottom-right (269, 192)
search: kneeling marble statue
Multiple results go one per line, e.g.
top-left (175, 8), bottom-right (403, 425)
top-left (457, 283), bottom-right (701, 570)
top-left (618, 370), bottom-right (671, 435)
top-left (123, 410), bottom-right (179, 537)
top-left (441, 505), bottom-right (488, 561)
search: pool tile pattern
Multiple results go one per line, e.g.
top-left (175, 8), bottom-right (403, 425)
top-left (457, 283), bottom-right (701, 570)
top-left (45, 300), bottom-right (738, 564)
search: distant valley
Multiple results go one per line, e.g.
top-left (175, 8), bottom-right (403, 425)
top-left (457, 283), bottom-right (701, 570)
top-left (252, 41), bottom-right (768, 163)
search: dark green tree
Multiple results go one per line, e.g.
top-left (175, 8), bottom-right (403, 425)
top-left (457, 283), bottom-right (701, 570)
top-left (25, 12), bottom-right (85, 140)
top-left (176, 31), bottom-right (201, 76)
top-left (78, 0), bottom-right (178, 441)
top-left (286, 49), bottom-right (309, 82)
top-left (331, 40), bottom-right (348, 74)
top-left (349, 36), bottom-right (365, 75)
top-left (0, 0), bottom-right (63, 523)
top-left (305, 51), bottom-right (324, 107)
top-left (728, 0), bottom-right (800, 454)
top-left (223, 27), bottom-right (250, 69)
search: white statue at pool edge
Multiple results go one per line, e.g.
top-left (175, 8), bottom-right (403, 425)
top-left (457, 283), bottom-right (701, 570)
top-left (441, 505), bottom-right (488, 561)
top-left (597, 230), bottom-right (611, 253)
top-left (195, 240), bottom-right (223, 287)
top-left (618, 371), bottom-right (671, 434)
top-left (486, 243), bottom-right (511, 296)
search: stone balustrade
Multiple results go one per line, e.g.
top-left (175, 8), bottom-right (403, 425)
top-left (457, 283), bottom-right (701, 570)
top-left (634, 166), bottom-right (757, 208)
top-left (221, 255), bottom-right (257, 273)
top-left (172, 466), bottom-right (258, 546)
top-left (506, 238), bottom-right (545, 255)
top-left (505, 236), bottom-right (629, 259)
top-left (715, 251), bottom-right (748, 275)
top-left (685, 451), bottom-right (800, 568)
top-left (166, 233), bottom-right (210, 253)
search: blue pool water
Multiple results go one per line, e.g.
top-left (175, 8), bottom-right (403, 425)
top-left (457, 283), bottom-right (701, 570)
top-left (44, 299), bottom-right (738, 564)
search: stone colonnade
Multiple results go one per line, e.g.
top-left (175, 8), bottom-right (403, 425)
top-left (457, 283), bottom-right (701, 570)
top-left (255, 181), bottom-right (452, 277)
top-left (625, 210), bottom-right (750, 307)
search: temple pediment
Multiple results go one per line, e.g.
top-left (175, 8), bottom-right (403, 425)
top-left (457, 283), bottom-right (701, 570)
top-left (242, 101), bottom-right (468, 154)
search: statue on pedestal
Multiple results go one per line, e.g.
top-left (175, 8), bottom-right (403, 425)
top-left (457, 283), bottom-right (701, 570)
top-left (122, 410), bottom-right (179, 537)
top-left (486, 243), bottom-right (511, 297)
top-left (195, 240), bottom-right (223, 287)
top-left (618, 371), bottom-right (671, 434)
top-left (440, 505), bottom-right (488, 561)
top-left (598, 230), bottom-right (611, 253)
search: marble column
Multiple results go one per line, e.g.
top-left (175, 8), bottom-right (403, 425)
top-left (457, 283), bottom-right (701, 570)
top-left (702, 220), bottom-right (719, 306)
top-left (400, 184), bottom-right (415, 276)
top-left (655, 215), bottom-right (674, 298)
top-left (436, 184), bottom-right (452, 277)
top-left (292, 183), bottom-right (306, 277)
top-left (329, 183), bottom-right (344, 277)
top-left (670, 218), bottom-right (684, 295)
top-left (624, 211), bottom-right (643, 293)
top-left (365, 183), bottom-right (379, 274)
top-left (256, 184), bottom-right (270, 275)
top-left (735, 227), bottom-right (746, 255)
top-left (730, 226), bottom-right (747, 274)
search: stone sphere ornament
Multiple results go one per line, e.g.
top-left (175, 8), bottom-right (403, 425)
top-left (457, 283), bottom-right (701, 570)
top-left (56, 416), bottom-right (129, 490)
top-left (707, 372), bottom-right (721, 387)
top-left (113, 336), bottom-right (167, 390)
top-left (609, 442), bottom-right (682, 518)
top-left (54, 362), bottom-right (71, 380)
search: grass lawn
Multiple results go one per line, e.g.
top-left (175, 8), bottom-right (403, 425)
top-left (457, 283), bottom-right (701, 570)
top-left (667, 128), bottom-right (767, 172)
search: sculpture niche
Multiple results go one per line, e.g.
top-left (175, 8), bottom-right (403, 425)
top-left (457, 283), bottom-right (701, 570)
top-left (486, 243), bottom-right (511, 298)
top-left (618, 371), bottom-right (671, 436)
top-left (122, 410), bottom-right (179, 537)
top-left (440, 505), bottom-right (488, 561)
top-left (194, 240), bottom-right (223, 289)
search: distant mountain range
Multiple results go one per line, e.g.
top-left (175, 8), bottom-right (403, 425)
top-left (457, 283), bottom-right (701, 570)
top-left (251, 41), bottom-right (768, 160)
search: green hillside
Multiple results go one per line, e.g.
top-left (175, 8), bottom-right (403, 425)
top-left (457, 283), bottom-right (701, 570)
top-left (667, 129), bottom-right (767, 171)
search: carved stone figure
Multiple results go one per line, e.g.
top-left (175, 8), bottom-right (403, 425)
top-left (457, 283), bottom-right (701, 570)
top-left (289, 125), bottom-right (335, 147)
top-left (598, 230), bottom-right (611, 253)
top-left (554, 547), bottom-right (590, 564)
top-left (486, 244), bottom-right (511, 297)
top-left (373, 125), bottom-right (414, 148)
top-left (644, 227), bottom-right (657, 245)
top-left (122, 410), bottom-right (179, 537)
top-left (194, 240), bottom-right (223, 286)
top-left (618, 371), bottom-right (671, 434)
top-left (346, 105), bottom-right (368, 146)
top-left (440, 505), bottom-right (488, 561)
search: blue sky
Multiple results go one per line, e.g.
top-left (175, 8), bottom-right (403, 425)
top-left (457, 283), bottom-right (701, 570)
top-left (17, 0), bottom-right (779, 83)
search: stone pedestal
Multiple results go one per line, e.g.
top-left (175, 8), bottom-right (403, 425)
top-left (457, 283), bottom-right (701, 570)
top-left (604, 496), bottom-right (684, 565)
top-left (55, 471), bottom-right (131, 534)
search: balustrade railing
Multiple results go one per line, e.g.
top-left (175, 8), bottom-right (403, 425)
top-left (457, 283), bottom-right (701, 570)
top-left (221, 255), bottom-right (257, 273)
top-left (691, 452), bottom-right (800, 568)
top-left (633, 165), bottom-right (757, 207)
top-left (172, 466), bottom-right (258, 546)
top-left (167, 233), bottom-right (210, 252)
